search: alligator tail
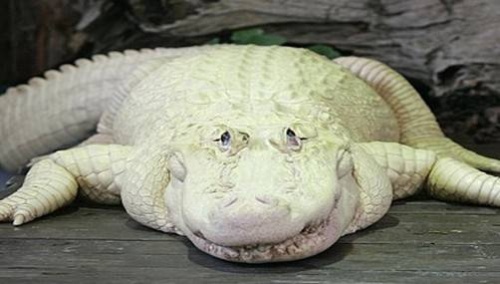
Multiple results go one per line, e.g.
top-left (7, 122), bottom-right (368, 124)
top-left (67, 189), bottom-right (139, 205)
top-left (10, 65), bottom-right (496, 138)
top-left (0, 47), bottom-right (203, 172)
top-left (334, 57), bottom-right (500, 173)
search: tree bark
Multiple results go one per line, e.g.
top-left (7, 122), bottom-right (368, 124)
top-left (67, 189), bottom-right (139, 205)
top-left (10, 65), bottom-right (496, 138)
top-left (1, 0), bottom-right (499, 141)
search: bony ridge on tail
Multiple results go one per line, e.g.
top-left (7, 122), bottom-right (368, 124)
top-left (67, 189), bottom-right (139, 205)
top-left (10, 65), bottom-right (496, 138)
top-left (1, 45), bottom-right (499, 263)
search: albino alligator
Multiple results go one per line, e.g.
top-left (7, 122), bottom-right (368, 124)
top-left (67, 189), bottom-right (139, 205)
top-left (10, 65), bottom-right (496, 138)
top-left (0, 45), bottom-right (499, 263)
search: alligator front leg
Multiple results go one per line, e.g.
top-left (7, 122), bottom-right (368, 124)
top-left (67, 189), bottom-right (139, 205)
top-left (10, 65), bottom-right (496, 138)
top-left (119, 145), bottom-right (178, 234)
top-left (0, 145), bottom-right (131, 225)
top-left (336, 56), bottom-right (500, 173)
top-left (360, 142), bottom-right (500, 206)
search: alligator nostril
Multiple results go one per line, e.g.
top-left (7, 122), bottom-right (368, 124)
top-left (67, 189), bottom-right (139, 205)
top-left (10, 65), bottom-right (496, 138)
top-left (223, 197), bottom-right (238, 208)
top-left (194, 231), bottom-right (205, 239)
top-left (255, 195), bottom-right (279, 206)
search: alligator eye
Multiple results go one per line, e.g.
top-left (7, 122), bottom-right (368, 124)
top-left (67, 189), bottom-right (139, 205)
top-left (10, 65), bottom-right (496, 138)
top-left (218, 131), bottom-right (231, 151)
top-left (286, 128), bottom-right (301, 150)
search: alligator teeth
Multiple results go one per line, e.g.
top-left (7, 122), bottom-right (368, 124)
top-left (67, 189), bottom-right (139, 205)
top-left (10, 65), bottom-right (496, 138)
top-left (221, 247), bottom-right (239, 258)
top-left (257, 244), bottom-right (270, 252)
top-left (293, 235), bottom-right (306, 246)
top-left (274, 244), bottom-right (285, 253)
top-left (241, 251), bottom-right (252, 261)
top-left (193, 215), bottom-right (332, 261)
top-left (286, 244), bottom-right (300, 255)
top-left (194, 231), bottom-right (203, 238)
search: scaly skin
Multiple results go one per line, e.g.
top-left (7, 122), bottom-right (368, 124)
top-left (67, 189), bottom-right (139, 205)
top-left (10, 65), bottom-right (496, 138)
top-left (0, 46), bottom-right (210, 171)
top-left (359, 142), bottom-right (437, 200)
top-left (0, 45), bottom-right (499, 263)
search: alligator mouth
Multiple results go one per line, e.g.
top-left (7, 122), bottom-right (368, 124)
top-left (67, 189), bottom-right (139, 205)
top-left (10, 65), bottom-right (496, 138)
top-left (187, 183), bottom-right (346, 263)
top-left (184, 159), bottom-right (352, 263)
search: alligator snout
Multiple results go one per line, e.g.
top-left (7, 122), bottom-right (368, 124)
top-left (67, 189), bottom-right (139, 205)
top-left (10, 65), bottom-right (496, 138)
top-left (193, 197), bottom-right (304, 247)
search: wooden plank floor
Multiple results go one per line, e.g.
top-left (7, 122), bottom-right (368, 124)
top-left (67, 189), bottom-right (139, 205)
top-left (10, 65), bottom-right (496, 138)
top-left (0, 196), bottom-right (498, 283)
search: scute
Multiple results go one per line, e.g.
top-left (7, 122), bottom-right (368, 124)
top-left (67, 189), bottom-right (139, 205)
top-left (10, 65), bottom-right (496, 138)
top-left (112, 45), bottom-right (399, 145)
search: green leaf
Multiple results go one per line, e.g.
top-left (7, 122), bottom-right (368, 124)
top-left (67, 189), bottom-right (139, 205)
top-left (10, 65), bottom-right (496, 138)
top-left (230, 28), bottom-right (286, 46)
top-left (307, 44), bottom-right (341, 59)
top-left (245, 34), bottom-right (287, 46)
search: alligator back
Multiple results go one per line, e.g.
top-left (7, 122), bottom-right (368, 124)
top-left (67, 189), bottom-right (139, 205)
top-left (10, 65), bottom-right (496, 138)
top-left (112, 45), bottom-right (400, 145)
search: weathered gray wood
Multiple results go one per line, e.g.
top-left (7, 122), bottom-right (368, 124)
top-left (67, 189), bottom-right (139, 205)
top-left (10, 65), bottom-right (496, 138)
top-left (0, 200), bottom-right (498, 283)
top-left (389, 199), bottom-right (499, 215)
top-left (0, 205), bottom-right (168, 241)
top-left (0, 202), bottom-right (498, 245)
top-left (0, 238), bottom-right (499, 283)
top-left (0, 0), bottom-right (81, 85)
top-left (3, 0), bottom-right (500, 98)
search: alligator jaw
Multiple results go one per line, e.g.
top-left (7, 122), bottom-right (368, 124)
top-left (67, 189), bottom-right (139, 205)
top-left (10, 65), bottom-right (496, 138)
top-left (186, 190), bottom-right (344, 263)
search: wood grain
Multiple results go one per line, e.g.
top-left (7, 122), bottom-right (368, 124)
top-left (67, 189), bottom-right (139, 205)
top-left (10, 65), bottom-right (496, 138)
top-left (0, 200), bottom-right (498, 283)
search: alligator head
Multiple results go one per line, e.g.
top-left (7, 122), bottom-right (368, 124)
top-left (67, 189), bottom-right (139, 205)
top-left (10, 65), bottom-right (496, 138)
top-left (162, 122), bottom-right (387, 262)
